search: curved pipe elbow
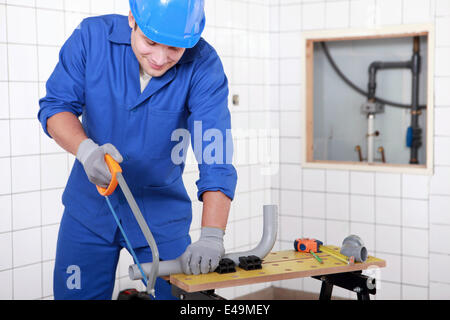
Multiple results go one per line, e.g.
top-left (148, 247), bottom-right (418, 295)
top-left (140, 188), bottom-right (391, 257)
top-left (340, 235), bottom-right (368, 263)
top-left (222, 205), bottom-right (278, 265)
top-left (368, 62), bottom-right (379, 74)
top-left (129, 204), bottom-right (278, 281)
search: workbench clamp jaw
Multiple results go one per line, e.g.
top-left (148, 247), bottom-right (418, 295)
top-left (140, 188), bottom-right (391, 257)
top-left (215, 258), bottom-right (236, 274)
top-left (238, 255), bottom-right (263, 271)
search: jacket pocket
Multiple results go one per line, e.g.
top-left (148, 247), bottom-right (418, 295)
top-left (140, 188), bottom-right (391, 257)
top-left (139, 175), bottom-right (192, 228)
top-left (142, 108), bottom-right (187, 160)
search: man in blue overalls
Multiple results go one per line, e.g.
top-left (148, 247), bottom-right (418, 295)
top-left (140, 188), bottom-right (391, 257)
top-left (38, 0), bottom-right (237, 300)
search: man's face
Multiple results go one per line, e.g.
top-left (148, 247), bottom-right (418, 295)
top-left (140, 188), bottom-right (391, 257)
top-left (129, 12), bottom-right (185, 78)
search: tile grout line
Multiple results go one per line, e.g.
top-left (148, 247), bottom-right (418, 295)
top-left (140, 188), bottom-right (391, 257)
top-left (278, 1), bottom-right (283, 269)
top-left (33, 0), bottom-right (45, 300)
top-left (5, 0), bottom-right (14, 300)
top-left (427, 0), bottom-right (439, 299)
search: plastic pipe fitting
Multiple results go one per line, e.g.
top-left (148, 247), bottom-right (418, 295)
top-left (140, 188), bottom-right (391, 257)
top-left (340, 235), bottom-right (368, 263)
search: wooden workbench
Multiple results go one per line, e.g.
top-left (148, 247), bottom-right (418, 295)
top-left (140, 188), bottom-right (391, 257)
top-left (169, 246), bottom-right (386, 294)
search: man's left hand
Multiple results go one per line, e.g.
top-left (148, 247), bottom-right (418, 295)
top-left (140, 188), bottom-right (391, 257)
top-left (180, 227), bottom-right (225, 275)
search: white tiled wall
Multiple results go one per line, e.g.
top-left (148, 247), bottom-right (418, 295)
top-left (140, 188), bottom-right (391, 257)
top-left (0, 0), bottom-right (275, 300)
top-left (187, 0), bottom-right (276, 300)
top-left (1, 0), bottom-right (449, 301)
top-left (0, 0), bottom-right (133, 300)
top-left (273, 0), bottom-right (450, 300)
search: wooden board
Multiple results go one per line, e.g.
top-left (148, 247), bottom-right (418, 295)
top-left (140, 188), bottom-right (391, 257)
top-left (305, 39), bottom-right (315, 162)
top-left (309, 31), bottom-right (429, 43)
top-left (170, 246), bottom-right (386, 293)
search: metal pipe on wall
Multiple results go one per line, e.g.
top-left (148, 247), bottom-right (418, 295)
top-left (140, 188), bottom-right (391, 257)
top-left (320, 42), bottom-right (427, 110)
top-left (409, 36), bottom-right (422, 164)
top-left (368, 61), bottom-right (412, 100)
top-left (321, 38), bottom-right (424, 165)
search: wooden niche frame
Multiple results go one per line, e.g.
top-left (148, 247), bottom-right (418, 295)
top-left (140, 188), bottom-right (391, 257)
top-left (301, 24), bottom-right (435, 175)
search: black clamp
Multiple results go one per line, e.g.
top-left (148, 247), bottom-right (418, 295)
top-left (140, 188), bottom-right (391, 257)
top-left (238, 255), bottom-right (262, 271)
top-left (215, 258), bottom-right (236, 274)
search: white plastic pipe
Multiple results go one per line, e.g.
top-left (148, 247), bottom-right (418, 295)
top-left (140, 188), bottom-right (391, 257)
top-left (129, 205), bottom-right (278, 280)
top-left (222, 205), bottom-right (278, 265)
top-left (367, 114), bottom-right (375, 163)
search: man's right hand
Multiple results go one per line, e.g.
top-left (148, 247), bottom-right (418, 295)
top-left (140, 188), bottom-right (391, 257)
top-left (76, 139), bottom-right (123, 188)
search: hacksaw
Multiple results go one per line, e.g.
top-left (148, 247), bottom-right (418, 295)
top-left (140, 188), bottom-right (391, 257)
top-left (97, 154), bottom-right (159, 297)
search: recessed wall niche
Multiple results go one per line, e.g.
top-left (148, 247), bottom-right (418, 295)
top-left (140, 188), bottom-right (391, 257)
top-left (301, 25), bottom-right (434, 175)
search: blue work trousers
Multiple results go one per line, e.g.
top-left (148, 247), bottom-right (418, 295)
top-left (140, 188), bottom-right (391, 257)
top-left (53, 210), bottom-right (177, 300)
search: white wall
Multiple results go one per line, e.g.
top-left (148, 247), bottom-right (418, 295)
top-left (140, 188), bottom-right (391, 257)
top-left (189, 0), bottom-right (277, 299)
top-left (273, 0), bottom-right (450, 300)
top-left (0, 0), bottom-right (276, 300)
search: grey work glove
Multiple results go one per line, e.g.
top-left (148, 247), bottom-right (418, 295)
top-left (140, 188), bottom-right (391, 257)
top-left (180, 227), bottom-right (225, 275)
top-left (76, 138), bottom-right (123, 188)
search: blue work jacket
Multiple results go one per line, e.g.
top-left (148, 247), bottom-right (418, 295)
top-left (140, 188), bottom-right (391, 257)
top-left (38, 15), bottom-right (237, 259)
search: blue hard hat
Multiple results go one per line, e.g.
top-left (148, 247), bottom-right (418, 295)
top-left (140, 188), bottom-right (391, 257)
top-left (129, 0), bottom-right (205, 49)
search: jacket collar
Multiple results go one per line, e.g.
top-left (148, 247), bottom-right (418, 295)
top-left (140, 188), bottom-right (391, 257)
top-left (107, 16), bottom-right (202, 65)
top-left (107, 15), bottom-right (132, 44)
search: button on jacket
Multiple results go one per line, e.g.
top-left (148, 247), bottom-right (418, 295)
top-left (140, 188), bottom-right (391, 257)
top-left (38, 15), bottom-right (238, 259)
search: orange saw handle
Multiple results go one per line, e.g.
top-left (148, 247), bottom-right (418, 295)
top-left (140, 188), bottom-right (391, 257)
top-left (96, 154), bottom-right (123, 197)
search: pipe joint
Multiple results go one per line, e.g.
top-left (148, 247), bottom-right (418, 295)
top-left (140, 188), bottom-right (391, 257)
top-left (340, 235), bottom-right (368, 263)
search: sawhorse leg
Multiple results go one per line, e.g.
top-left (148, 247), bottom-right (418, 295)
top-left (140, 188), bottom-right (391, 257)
top-left (319, 280), bottom-right (333, 300)
top-left (312, 271), bottom-right (375, 300)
